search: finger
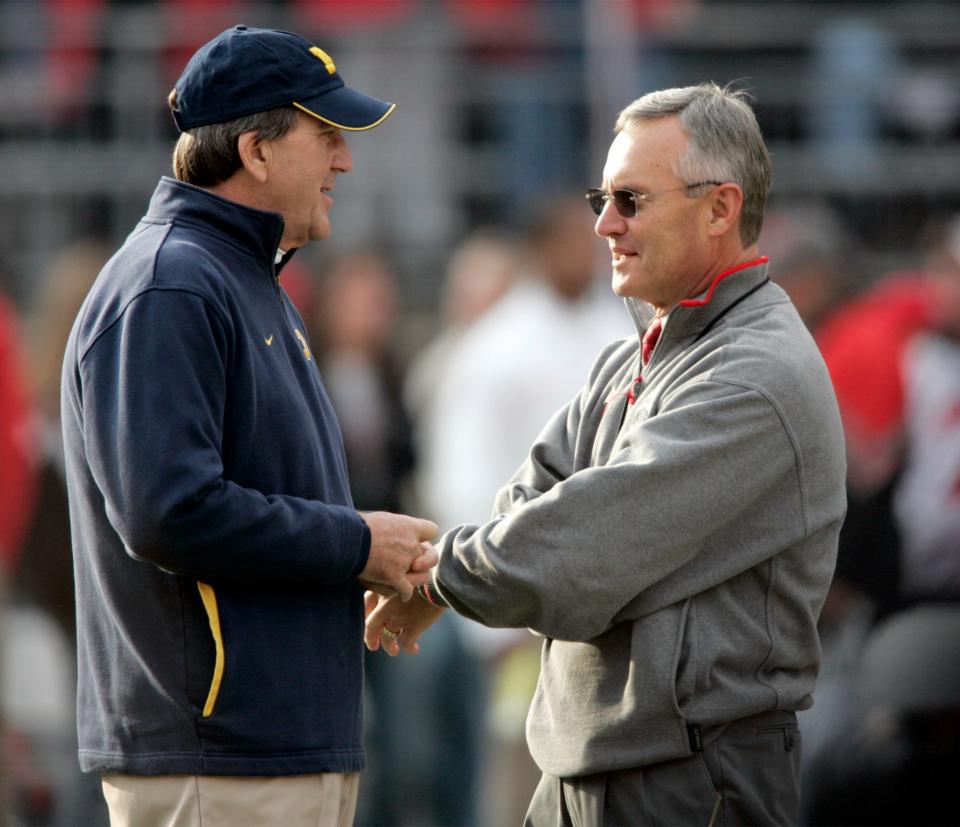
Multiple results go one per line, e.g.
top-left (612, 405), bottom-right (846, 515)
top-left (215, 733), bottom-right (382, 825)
top-left (393, 576), bottom-right (414, 603)
top-left (364, 591), bottom-right (380, 618)
top-left (409, 545), bottom-right (438, 573)
top-left (374, 620), bottom-right (401, 656)
top-left (365, 599), bottom-right (391, 630)
top-left (407, 569), bottom-right (433, 589)
top-left (364, 600), bottom-right (394, 651)
top-left (364, 619), bottom-right (382, 652)
top-left (415, 518), bottom-right (440, 541)
top-left (362, 582), bottom-right (398, 598)
top-left (397, 627), bottom-right (424, 655)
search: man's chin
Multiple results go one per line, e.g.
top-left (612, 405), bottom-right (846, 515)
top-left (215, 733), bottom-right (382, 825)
top-left (611, 273), bottom-right (636, 298)
top-left (310, 221), bottom-right (332, 241)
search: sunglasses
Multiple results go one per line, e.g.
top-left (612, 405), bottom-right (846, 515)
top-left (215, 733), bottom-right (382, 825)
top-left (585, 181), bottom-right (724, 218)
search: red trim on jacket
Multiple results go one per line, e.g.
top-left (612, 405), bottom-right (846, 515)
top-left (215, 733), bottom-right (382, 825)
top-left (679, 256), bottom-right (769, 308)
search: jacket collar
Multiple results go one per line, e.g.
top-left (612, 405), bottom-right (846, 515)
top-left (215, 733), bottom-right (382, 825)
top-left (146, 177), bottom-right (287, 268)
top-left (626, 257), bottom-right (770, 338)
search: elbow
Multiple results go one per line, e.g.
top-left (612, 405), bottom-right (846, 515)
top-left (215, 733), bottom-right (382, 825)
top-left (120, 515), bottom-right (182, 568)
top-left (115, 495), bottom-right (199, 569)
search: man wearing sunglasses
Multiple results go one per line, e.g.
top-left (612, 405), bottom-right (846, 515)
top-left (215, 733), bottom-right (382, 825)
top-left (366, 82), bottom-right (846, 826)
top-left (61, 26), bottom-right (439, 827)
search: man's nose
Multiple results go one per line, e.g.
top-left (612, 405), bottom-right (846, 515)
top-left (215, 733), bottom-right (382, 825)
top-left (333, 134), bottom-right (353, 173)
top-left (594, 200), bottom-right (624, 238)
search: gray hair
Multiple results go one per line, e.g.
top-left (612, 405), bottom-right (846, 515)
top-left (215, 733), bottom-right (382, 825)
top-left (167, 89), bottom-right (298, 186)
top-left (614, 83), bottom-right (771, 246)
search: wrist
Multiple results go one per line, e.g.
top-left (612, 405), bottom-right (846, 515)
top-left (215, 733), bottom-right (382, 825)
top-left (417, 578), bottom-right (449, 609)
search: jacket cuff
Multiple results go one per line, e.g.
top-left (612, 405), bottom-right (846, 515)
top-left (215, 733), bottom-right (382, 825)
top-left (417, 571), bottom-right (450, 608)
top-left (345, 510), bottom-right (372, 580)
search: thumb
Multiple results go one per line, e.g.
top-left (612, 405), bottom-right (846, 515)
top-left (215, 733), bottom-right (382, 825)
top-left (415, 518), bottom-right (440, 541)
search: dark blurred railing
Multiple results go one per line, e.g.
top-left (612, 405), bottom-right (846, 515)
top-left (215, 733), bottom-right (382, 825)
top-left (1, 1), bottom-right (958, 306)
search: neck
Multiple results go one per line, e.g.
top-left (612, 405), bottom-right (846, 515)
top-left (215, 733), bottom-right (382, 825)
top-left (208, 173), bottom-right (277, 219)
top-left (656, 243), bottom-right (759, 316)
top-left (692, 244), bottom-right (759, 297)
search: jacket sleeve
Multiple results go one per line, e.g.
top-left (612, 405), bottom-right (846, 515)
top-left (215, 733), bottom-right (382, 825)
top-left (78, 287), bottom-right (369, 585)
top-left (434, 378), bottom-right (806, 641)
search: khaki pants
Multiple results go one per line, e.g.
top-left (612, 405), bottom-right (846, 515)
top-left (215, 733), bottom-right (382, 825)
top-left (101, 772), bottom-right (360, 827)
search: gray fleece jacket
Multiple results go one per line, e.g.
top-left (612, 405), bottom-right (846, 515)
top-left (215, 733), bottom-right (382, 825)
top-left (432, 259), bottom-right (846, 777)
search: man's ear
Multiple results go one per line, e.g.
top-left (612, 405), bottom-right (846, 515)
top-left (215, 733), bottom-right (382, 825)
top-left (706, 182), bottom-right (744, 239)
top-left (237, 132), bottom-right (271, 184)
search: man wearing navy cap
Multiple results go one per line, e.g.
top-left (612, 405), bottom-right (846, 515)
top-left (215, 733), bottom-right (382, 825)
top-left (61, 25), bottom-right (436, 827)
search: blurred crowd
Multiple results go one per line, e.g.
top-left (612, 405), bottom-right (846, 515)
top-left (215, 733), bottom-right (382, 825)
top-left (2, 191), bottom-right (959, 826)
top-left (1, 2), bottom-right (960, 827)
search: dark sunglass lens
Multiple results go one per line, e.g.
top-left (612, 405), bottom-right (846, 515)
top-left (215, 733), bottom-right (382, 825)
top-left (612, 190), bottom-right (636, 218)
top-left (586, 190), bottom-right (605, 216)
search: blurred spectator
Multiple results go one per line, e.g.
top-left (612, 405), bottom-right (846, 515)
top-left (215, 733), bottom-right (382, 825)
top-left (804, 605), bottom-right (960, 826)
top-left (458, 1), bottom-right (587, 220)
top-left (0, 275), bottom-right (39, 825)
top-left (43, 0), bottom-right (104, 124)
top-left (419, 193), bottom-right (633, 531)
top-left (15, 240), bottom-right (108, 641)
top-left (0, 286), bottom-right (37, 574)
top-left (413, 193), bottom-right (633, 826)
top-left (760, 201), bottom-right (854, 332)
top-left (313, 249), bottom-right (414, 513)
top-left (816, 216), bottom-right (960, 614)
top-left (800, 215), bottom-right (960, 823)
top-left (9, 239), bottom-right (109, 827)
top-left (805, 18), bottom-right (902, 182)
top-left (406, 228), bottom-right (521, 513)
top-left (313, 249), bottom-right (483, 826)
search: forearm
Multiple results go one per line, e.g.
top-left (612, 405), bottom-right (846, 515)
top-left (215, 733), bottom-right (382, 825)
top-left (434, 385), bottom-right (803, 640)
top-left (115, 478), bottom-right (371, 585)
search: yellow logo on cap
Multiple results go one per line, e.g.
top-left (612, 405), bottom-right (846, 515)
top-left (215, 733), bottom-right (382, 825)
top-left (309, 47), bottom-right (336, 75)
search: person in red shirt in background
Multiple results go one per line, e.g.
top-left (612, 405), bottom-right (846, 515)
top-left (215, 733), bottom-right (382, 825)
top-left (0, 289), bottom-right (37, 576)
top-left (0, 282), bottom-right (39, 822)
top-left (816, 216), bottom-right (960, 619)
top-left (801, 215), bottom-right (960, 826)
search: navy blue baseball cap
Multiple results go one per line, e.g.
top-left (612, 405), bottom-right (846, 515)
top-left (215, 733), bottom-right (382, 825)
top-left (171, 25), bottom-right (395, 132)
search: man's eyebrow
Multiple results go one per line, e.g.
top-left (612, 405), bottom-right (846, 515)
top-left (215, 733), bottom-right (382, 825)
top-left (303, 123), bottom-right (336, 139)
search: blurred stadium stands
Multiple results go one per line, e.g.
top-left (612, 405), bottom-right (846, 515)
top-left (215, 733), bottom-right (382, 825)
top-left (0, 0), bottom-right (958, 309)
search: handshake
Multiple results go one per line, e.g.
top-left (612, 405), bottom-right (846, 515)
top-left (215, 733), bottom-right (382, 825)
top-left (357, 511), bottom-right (447, 657)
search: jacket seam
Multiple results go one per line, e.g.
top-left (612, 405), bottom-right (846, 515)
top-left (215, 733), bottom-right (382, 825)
top-left (78, 284), bottom-right (231, 367)
top-left (755, 557), bottom-right (782, 707)
top-left (669, 597), bottom-right (693, 719)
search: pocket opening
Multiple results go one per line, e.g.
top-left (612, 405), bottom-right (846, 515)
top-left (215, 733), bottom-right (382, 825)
top-left (196, 582), bottom-right (225, 718)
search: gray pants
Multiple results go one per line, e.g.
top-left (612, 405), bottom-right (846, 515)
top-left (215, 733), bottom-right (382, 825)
top-left (524, 710), bottom-right (801, 827)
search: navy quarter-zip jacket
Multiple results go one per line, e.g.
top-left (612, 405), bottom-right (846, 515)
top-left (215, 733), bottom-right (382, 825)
top-left (61, 178), bottom-right (371, 775)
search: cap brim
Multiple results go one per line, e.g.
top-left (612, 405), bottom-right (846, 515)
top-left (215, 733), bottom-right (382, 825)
top-left (293, 86), bottom-right (395, 131)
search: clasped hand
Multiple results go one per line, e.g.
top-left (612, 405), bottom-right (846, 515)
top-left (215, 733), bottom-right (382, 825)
top-left (357, 511), bottom-right (439, 601)
top-left (364, 589), bottom-right (445, 656)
